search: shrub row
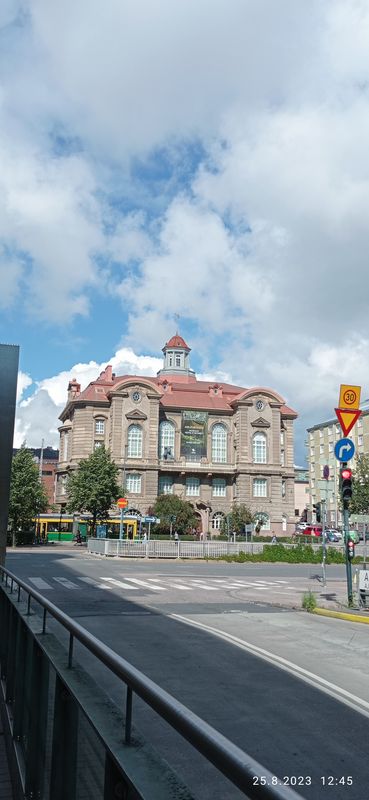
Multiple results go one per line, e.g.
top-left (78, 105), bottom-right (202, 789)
top-left (214, 543), bottom-right (363, 564)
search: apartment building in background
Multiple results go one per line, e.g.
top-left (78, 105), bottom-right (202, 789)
top-left (55, 335), bottom-right (298, 534)
top-left (307, 402), bottom-right (369, 526)
top-left (13, 446), bottom-right (59, 511)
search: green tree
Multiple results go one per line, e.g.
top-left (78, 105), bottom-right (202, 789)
top-left (225, 503), bottom-right (256, 534)
top-left (66, 446), bottom-right (120, 535)
top-left (9, 446), bottom-right (48, 546)
top-left (351, 454), bottom-right (369, 514)
top-left (152, 494), bottom-right (197, 535)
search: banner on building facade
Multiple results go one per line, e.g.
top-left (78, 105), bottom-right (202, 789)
top-left (181, 411), bottom-right (208, 458)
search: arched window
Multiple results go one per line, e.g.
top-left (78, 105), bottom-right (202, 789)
top-left (253, 432), bottom-right (267, 464)
top-left (212, 512), bottom-right (225, 530)
top-left (127, 425), bottom-right (142, 458)
top-left (159, 420), bottom-right (175, 459)
top-left (255, 514), bottom-right (270, 531)
top-left (212, 424), bottom-right (227, 463)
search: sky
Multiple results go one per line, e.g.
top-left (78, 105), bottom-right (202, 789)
top-left (2, 1), bottom-right (369, 464)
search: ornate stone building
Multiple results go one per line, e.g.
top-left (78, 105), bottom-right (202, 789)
top-left (55, 336), bottom-right (298, 534)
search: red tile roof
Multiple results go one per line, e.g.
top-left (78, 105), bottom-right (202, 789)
top-left (73, 372), bottom-right (297, 417)
top-left (164, 335), bottom-right (190, 349)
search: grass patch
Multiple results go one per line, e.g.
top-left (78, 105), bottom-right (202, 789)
top-left (302, 591), bottom-right (317, 612)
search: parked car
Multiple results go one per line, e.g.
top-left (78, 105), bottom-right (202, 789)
top-left (295, 522), bottom-right (309, 532)
top-left (324, 529), bottom-right (343, 542)
top-left (358, 530), bottom-right (369, 541)
top-left (324, 530), bottom-right (341, 543)
top-left (297, 525), bottom-right (322, 537)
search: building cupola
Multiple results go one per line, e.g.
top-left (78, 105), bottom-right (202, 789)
top-left (157, 334), bottom-right (195, 378)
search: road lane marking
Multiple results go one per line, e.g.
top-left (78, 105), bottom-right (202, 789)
top-left (100, 577), bottom-right (139, 590)
top-left (78, 577), bottom-right (113, 590)
top-left (147, 579), bottom-right (192, 590)
top-left (28, 578), bottom-right (53, 590)
top-left (124, 578), bottom-right (167, 591)
top-left (53, 577), bottom-right (80, 589)
top-left (170, 613), bottom-right (369, 720)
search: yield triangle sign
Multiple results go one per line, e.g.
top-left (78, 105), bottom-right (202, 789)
top-left (335, 408), bottom-right (362, 436)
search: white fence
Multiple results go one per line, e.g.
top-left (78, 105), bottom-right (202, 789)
top-left (88, 538), bottom-right (264, 559)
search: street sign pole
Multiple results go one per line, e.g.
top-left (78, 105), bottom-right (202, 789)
top-left (119, 508), bottom-right (123, 540)
top-left (344, 502), bottom-right (353, 607)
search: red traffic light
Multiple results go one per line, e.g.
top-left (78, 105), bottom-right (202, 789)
top-left (341, 468), bottom-right (352, 480)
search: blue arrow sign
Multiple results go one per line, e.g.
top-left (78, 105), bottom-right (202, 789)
top-left (334, 437), bottom-right (355, 462)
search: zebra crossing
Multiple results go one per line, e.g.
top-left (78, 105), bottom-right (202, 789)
top-left (26, 575), bottom-right (294, 594)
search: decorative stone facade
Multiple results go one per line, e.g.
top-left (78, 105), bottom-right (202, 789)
top-left (56, 336), bottom-right (298, 534)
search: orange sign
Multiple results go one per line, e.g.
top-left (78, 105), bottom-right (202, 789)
top-left (117, 497), bottom-right (128, 508)
top-left (335, 408), bottom-right (362, 437)
top-left (339, 384), bottom-right (361, 410)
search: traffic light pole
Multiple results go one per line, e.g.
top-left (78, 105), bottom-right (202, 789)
top-left (343, 501), bottom-right (353, 607)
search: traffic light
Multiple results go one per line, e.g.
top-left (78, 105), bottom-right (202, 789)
top-left (313, 503), bottom-right (321, 523)
top-left (341, 466), bottom-right (353, 503)
top-left (347, 538), bottom-right (355, 560)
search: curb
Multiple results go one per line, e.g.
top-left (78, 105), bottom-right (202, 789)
top-left (314, 607), bottom-right (369, 624)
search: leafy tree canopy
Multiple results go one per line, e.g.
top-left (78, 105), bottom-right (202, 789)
top-left (350, 454), bottom-right (369, 515)
top-left (152, 494), bottom-right (197, 534)
top-left (225, 504), bottom-right (265, 533)
top-left (9, 446), bottom-right (48, 541)
top-left (66, 446), bottom-right (120, 532)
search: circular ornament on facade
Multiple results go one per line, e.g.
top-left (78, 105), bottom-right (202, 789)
top-left (132, 391), bottom-right (142, 403)
top-left (256, 400), bottom-right (264, 411)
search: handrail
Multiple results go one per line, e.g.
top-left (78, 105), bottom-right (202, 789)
top-left (0, 565), bottom-right (303, 800)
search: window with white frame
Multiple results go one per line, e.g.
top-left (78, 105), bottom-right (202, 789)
top-left (212, 512), bottom-right (224, 530)
top-left (310, 446), bottom-right (314, 456)
top-left (280, 449), bottom-right (285, 466)
top-left (212, 478), bottom-right (226, 497)
top-left (280, 431), bottom-right (284, 445)
top-left (186, 477), bottom-right (200, 496)
top-left (94, 441), bottom-right (103, 450)
top-left (253, 478), bottom-right (267, 497)
top-left (168, 351), bottom-right (173, 366)
top-left (126, 473), bottom-right (142, 493)
top-left (253, 433), bottom-right (267, 464)
top-left (329, 442), bottom-right (333, 452)
top-left (212, 424), bottom-right (227, 463)
top-left (159, 420), bottom-right (175, 459)
top-left (328, 426), bottom-right (333, 435)
top-left (256, 514), bottom-right (270, 531)
top-left (127, 425), bottom-right (142, 458)
top-left (282, 480), bottom-right (286, 498)
top-left (95, 418), bottom-right (105, 435)
top-left (175, 353), bottom-right (181, 367)
top-left (311, 478), bottom-right (315, 489)
top-left (319, 444), bottom-right (324, 454)
top-left (159, 475), bottom-right (173, 494)
top-left (358, 434), bottom-right (364, 446)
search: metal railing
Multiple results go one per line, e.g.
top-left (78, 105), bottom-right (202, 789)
top-left (0, 565), bottom-right (303, 800)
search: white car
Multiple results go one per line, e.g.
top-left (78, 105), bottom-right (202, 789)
top-left (324, 529), bottom-right (343, 541)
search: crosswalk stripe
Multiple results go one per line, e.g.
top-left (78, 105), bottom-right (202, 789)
top-left (123, 578), bottom-right (167, 591)
top-left (28, 577), bottom-right (53, 590)
top-left (53, 577), bottom-right (79, 589)
top-left (147, 579), bottom-right (192, 591)
top-left (189, 583), bottom-right (220, 591)
top-left (78, 577), bottom-right (113, 590)
top-left (100, 577), bottom-right (139, 590)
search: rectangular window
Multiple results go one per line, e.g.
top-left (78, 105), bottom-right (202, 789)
top-left (42, 470), bottom-right (53, 476)
top-left (253, 479), bottom-right (267, 497)
top-left (280, 431), bottom-right (284, 445)
top-left (319, 444), bottom-right (324, 454)
top-left (328, 426), bottom-right (333, 435)
top-left (95, 419), bottom-right (105, 435)
top-left (175, 354), bottom-right (181, 367)
top-left (126, 474), bottom-right (141, 493)
top-left (186, 477), bottom-right (200, 496)
top-left (282, 480), bottom-right (286, 498)
top-left (63, 432), bottom-right (69, 461)
top-left (159, 476), bottom-right (173, 495)
top-left (280, 449), bottom-right (285, 466)
top-left (310, 447), bottom-right (314, 456)
top-left (329, 442), bottom-right (333, 452)
top-left (168, 351), bottom-right (173, 366)
top-left (358, 435), bottom-right (363, 446)
top-left (212, 478), bottom-right (226, 497)
top-left (311, 478), bottom-right (315, 489)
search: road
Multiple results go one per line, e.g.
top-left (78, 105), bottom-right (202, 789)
top-left (5, 549), bottom-right (369, 800)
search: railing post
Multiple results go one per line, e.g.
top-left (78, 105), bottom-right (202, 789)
top-left (13, 616), bottom-right (28, 744)
top-left (24, 639), bottom-right (50, 800)
top-left (125, 686), bottom-right (133, 744)
top-left (68, 633), bottom-right (74, 668)
top-left (50, 676), bottom-right (78, 800)
top-left (104, 753), bottom-right (130, 800)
